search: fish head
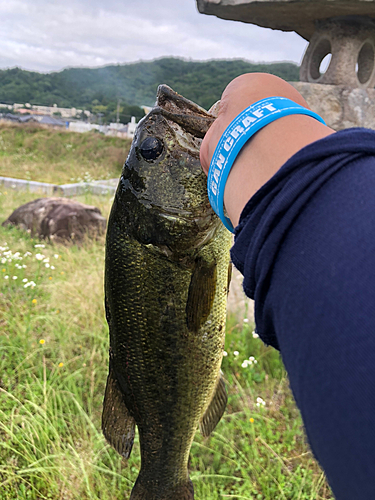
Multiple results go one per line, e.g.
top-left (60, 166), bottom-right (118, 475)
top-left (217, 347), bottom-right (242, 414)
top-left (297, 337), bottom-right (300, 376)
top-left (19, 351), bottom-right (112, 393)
top-left (114, 85), bottom-right (220, 253)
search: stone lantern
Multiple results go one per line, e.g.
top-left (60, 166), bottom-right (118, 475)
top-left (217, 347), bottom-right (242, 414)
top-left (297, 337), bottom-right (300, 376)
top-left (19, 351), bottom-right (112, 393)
top-left (196, 0), bottom-right (375, 129)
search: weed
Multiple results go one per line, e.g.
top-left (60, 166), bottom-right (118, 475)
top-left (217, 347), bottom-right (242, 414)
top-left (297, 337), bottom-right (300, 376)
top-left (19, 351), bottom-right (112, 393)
top-left (0, 123), bottom-right (130, 185)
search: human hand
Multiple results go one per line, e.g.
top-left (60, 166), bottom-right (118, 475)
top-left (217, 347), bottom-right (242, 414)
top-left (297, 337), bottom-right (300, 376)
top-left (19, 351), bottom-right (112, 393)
top-left (200, 73), bottom-right (310, 174)
top-left (200, 73), bottom-right (334, 228)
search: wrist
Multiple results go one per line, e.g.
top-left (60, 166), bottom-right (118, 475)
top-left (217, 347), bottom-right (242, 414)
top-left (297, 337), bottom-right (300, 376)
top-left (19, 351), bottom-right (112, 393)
top-left (222, 114), bottom-right (335, 228)
top-left (207, 97), bottom-right (330, 232)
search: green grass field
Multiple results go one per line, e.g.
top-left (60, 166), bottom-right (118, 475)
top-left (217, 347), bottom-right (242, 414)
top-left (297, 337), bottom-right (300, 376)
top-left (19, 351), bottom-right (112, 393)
top-left (0, 123), bottom-right (131, 185)
top-left (0, 124), bottom-right (333, 499)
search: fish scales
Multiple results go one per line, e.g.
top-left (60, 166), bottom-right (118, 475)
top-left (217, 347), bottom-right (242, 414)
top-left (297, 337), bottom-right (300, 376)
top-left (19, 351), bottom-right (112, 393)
top-left (103, 85), bottom-right (232, 500)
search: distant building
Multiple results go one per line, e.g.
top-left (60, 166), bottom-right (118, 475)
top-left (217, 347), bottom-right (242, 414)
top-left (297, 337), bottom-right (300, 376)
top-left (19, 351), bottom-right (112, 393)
top-left (106, 118), bottom-right (136, 139)
top-left (0, 113), bottom-right (65, 127)
top-left (127, 116), bottom-right (136, 138)
top-left (0, 106), bottom-right (137, 138)
top-left (1, 102), bottom-right (90, 118)
top-left (69, 122), bottom-right (100, 133)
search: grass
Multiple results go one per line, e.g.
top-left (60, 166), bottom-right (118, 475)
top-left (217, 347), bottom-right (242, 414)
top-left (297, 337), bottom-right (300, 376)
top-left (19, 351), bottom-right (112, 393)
top-left (0, 123), bottom-right (131, 185)
top-left (0, 125), bottom-right (333, 499)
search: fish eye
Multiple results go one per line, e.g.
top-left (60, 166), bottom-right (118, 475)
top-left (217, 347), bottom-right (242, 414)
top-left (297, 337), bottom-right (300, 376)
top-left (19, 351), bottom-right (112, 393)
top-left (139, 137), bottom-right (163, 161)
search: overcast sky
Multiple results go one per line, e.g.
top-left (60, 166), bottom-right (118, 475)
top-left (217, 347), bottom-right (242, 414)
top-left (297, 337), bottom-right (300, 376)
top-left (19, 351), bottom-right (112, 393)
top-left (0, 0), bottom-right (308, 73)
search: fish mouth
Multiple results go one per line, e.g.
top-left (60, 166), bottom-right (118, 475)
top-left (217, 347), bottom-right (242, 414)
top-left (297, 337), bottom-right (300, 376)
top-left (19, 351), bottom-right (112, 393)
top-left (119, 176), bottom-right (215, 224)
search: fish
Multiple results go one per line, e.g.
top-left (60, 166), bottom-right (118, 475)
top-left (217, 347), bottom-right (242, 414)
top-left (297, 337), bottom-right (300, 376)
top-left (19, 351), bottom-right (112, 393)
top-left (102, 84), bottom-right (232, 500)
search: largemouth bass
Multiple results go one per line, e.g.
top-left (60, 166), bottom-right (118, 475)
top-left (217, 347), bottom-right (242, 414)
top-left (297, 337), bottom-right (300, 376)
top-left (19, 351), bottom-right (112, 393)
top-left (102, 85), bottom-right (232, 500)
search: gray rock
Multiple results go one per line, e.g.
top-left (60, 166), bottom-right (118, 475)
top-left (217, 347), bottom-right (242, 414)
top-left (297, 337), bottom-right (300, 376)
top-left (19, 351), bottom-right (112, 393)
top-left (291, 82), bottom-right (375, 130)
top-left (2, 197), bottom-right (106, 242)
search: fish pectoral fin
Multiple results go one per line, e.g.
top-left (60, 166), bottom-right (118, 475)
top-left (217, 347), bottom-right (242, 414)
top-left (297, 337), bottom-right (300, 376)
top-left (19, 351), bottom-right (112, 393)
top-left (102, 365), bottom-right (135, 459)
top-left (186, 257), bottom-right (217, 331)
top-left (199, 374), bottom-right (227, 437)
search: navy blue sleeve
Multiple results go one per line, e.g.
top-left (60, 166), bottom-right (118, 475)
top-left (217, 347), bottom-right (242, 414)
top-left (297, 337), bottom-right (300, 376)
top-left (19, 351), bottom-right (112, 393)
top-left (231, 128), bottom-right (375, 500)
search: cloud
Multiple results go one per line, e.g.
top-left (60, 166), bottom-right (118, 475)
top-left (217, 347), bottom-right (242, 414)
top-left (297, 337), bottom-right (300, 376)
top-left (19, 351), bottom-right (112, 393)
top-left (0, 0), bottom-right (307, 72)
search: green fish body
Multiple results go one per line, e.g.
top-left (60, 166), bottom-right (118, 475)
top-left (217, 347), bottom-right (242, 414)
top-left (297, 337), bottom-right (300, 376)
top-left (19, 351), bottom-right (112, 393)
top-left (103, 85), bottom-right (232, 500)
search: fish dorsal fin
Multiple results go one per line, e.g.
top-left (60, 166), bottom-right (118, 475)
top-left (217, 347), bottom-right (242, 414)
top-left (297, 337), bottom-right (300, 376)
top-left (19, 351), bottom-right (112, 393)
top-left (199, 374), bottom-right (228, 437)
top-left (186, 257), bottom-right (217, 332)
top-left (156, 84), bottom-right (215, 138)
top-left (102, 364), bottom-right (136, 459)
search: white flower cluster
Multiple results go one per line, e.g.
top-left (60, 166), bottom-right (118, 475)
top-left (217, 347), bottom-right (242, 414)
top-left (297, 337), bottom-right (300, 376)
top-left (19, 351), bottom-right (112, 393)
top-left (23, 279), bottom-right (36, 289)
top-left (15, 263), bottom-right (27, 269)
top-left (1, 247), bottom-right (24, 263)
top-left (35, 253), bottom-right (55, 269)
top-left (241, 356), bottom-right (258, 368)
top-left (1, 242), bottom-right (59, 288)
top-left (256, 397), bottom-right (266, 407)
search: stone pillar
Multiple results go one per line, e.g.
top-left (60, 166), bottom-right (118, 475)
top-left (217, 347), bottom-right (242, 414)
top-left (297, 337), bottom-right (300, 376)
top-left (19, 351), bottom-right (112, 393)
top-left (300, 17), bottom-right (375, 88)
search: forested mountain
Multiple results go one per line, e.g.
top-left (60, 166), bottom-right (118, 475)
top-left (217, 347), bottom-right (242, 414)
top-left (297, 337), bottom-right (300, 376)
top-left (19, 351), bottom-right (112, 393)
top-left (0, 57), bottom-right (299, 118)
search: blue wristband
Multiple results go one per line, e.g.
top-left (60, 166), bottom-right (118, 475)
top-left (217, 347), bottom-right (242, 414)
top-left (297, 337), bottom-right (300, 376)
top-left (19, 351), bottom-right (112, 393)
top-left (207, 96), bottom-right (326, 233)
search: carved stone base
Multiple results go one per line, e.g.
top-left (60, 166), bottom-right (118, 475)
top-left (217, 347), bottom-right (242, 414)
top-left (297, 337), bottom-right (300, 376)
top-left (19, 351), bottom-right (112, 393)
top-left (300, 17), bottom-right (375, 88)
top-left (291, 82), bottom-right (375, 130)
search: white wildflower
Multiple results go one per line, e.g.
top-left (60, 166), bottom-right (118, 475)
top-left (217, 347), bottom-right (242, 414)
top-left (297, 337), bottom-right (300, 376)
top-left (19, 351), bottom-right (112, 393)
top-left (12, 276), bottom-right (17, 280)
top-left (233, 351), bottom-right (239, 356)
top-left (252, 330), bottom-right (259, 339)
top-left (243, 318), bottom-right (249, 323)
top-left (34, 244), bottom-right (45, 248)
top-left (256, 397), bottom-right (266, 407)
top-left (4, 275), bottom-right (8, 279)
top-left (35, 253), bottom-right (45, 261)
top-left (22, 278), bottom-right (28, 282)
top-left (223, 351), bottom-right (228, 357)
top-left (50, 265), bottom-right (55, 270)
top-left (24, 281), bottom-right (36, 288)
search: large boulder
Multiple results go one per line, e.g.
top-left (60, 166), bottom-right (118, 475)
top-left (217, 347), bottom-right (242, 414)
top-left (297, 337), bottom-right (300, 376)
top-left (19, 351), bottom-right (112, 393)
top-left (2, 198), bottom-right (106, 242)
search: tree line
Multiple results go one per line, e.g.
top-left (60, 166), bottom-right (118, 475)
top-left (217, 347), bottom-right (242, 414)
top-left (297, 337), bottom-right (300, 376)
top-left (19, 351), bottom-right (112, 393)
top-left (0, 57), bottom-right (299, 123)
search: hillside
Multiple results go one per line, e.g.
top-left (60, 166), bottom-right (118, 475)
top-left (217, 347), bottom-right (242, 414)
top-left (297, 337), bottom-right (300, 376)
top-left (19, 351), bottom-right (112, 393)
top-left (0, 57), bottom-right (299, 114)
